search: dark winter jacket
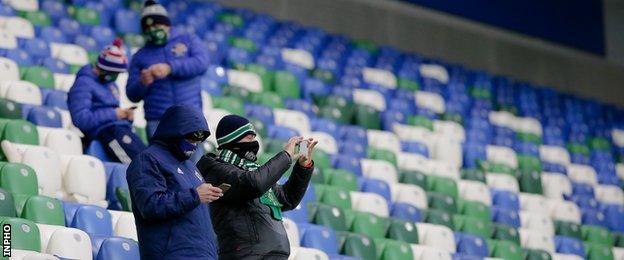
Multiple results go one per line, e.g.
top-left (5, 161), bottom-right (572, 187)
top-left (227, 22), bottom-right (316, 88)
top-left (126, 105), bottom-right (217, 259)
top-left (196, 152), bottom-right (313, 259)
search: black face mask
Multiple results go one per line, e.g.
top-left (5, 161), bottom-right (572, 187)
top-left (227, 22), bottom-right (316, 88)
top-left (98, 72), bottom-right (119, 84)
top-left (225, 141), bottom-right (260, 162)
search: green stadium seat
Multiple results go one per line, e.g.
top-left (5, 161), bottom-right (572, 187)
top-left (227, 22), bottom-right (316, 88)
top-left (426, 176), bottom-right (458, 198)
top-left (326, 169), bottom-right (358, 191)
top-left (518, 171), bottom-right (542, 194)
top-left (478, 160), bottom-right (518, 177)
top-left (407, 115), bottom-right (433, 131)
top-left (0, 98), bottom-right (22, 120)
top-left (319, 105), bottom-right (352, 124)
top-left (441, 113), bottom-right (463, 125)
top-left (585, 242), bottom-right (614, 260)
top-left (3, 120), bottom-right (39, 145)
top-left (353, 105), bottom-right (380, 130)
top-left (320, 186), bottom-right (352, 210)
top-left (256, 153), bottom-right (273, 166)
top-left (218, 13), bottom-right (244, 27)
top-left (116, 187), bottom-right (132, 212)
top-left (470, 87), bottom-right (491, 100)
top-left (273, 71), bottom-right (300, 98)
top-left (72, 7), bottom-right (100, 25)
top-left (427, 192), bottom-right (457, 214)
top-left (516, 132), bottom-right (541, 144)
top-left (373, 238), bottom-right (414, 260)
top-left (20, 11), bottom-right (51, 26)
top-left (0, 217), bottom-right (40, 251)
top-left (367, 148), bottom-right (397, 166)
top-left (313, 150), bottom-right (331, 171)
top-left (339, 231), bottom-right (378, 260)
top-left (498, 105), bottom-right (518, 115)
top-left (568, 143), bottom-right (590, 156)
top-left (454, 215), bottom-right (492, 239)
top-left (213, 96), bottom-right (245, 115)
top-left (123, 33), bottom-right (145, 48)
top-left (133, 126), bottom-right (148, 145)
top-left (229, 37), bottom-right (256, 52)
top-left (422, 209), bottom-right (454, 229)
top-left (517, 155), bottom-right (543, 173)
top-left (310, 167), bottom-right (327, 184)
top-left (461, 168), bottom-right (486, 183)
top-left (263, 139), bottom-right (284, 154)
top-left (250, 91), bottom-right (284, 108)
top-left (350, 211), bottom-right (389, 239)
top-left (20, 195), bottom-right (64, 225)
top-left (245, 64), bottom-right (273, 90)
top-left (21, 66), bottom-right (55, 88)
top-left (457, 199), bottom-right (491, 222)
top-left (223, 85), bottom-right (252, 101)
top-left (87, 51), bottom-right (98, 64)
top-left (0, 188), bottom-right (16, 217)
top-left (492, 224), bottom-right (520, 245)
top-left (312, 203), bottom-right (348, 231)
top-left (0, 163), bottom-right (38, 196)
top-left (310, 69), bottom-right (335, 84)
top-left (386, 218), bottom-right (418, 243)
top-left (397, 78), bottom-right (420, 91)
top-left (489, 240), bottom-right (522, 260)
top-left (555, 221), bottom-right (583, 240)
top-left (581, 225), bottom-right (614, 246)
top-left (523, 248), bottom-right (552, 260)
top-left (353, 39), bottom-right (378, 53)
top-left (399, 170), bottom-right (427, 188)
top-left (588, 137), bottom-right (611, 151)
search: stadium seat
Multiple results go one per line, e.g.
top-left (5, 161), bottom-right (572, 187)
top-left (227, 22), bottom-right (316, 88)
top-left (519, 228), bottom-right (555, 253)
top-left (374, 238), bottom-right (414, 260)
top-left (1, 16), bottom-right (35, 39)
top-left (338, 232), bottom-right (377, 260)
top-left (492, 206), bottom-right (521, 228)
top-left (350, 191), bottom-right (389, 217)
top-left (291, 247), bottom-right (330, 260)
top-left (391, 183), bottom-right (428, 209)
top-left (581, 225), bottom-right (613, 246)
top-left (20, 195), bottom-right (65, 225)
top-left (567, 164), bottom-right (598, 186)
top-left (427, 192), bottom-right (457, 213)
top-left (49, 43), bottom-right (89, 66)
top-left (519, 193), bottom-right (550, 213)
top-left (0, 188), bottom-right (17, 217)
top-left (411, 244), bottom-right (452, 260)
top-left (521, 212), bottom-right (555, 235)
top-left (300, 224), bottom-right (340, 254)
top-left (486, 145), bottom-right (518, 168)
top-left (595, 185), bottom-right (624, 206)
top-left (2, 142), bottom-right (64, 199)
top-left (486, 173), bottom-right (520, 193)
top-left (555, 236), bottom-right (586, 258)
top-left (457, 199), bottom-right (491, 222)
top-left (38, 127), bottom-right (82, 155)
top-left (96, 237), bottom-right (140, 260)
top-left (584, 243), bottom-right (614, 260)
top-left (416, 223), bottom-right (456, 253)
top-left (0, 80), bottom-right (43, 105)
top-left (45, 227), bottom-right (93, 259)
top-left (1, 217), bottom-right (40, 251)
top-left (455, 232), bottom-right (489, 257)
top-left (458, 180), bottom-right (492, 206)
top-left (390, 202), bottom-right (422, 222)
top-left (70, 204), bottom-right (113, 237)
top-left (492, 223), bottom-right (521, 244)
top-left (454, 214), bottom-right (492, 238)
top-left (282, 218), bottom-right (300, 247)
top-left (490, 240), bottom-right (523, 260)
top-left (27, 106), bottom-right (62, 128)
top-left (312, 203), bottom-right (348, 232)
top-left (0, 162), bottom-right (38, 196)
top-left (320, 186), bottom-right (352, 209)
top-left (549, 200), bottom-right (581, 224)
top-left (426, 175), bottom-right (458, 198)
top-left (360, 159), bottom-right (398, 184)
top-left (0, 57), bottom-right (20, 81)
top-left (62, 155), bottom-right (108, 208)
top-left (109, 210), bottom-right (137, 240)
top-left (360, 178), bottom-right (392, 201)
top-left (541, 173), bottom-right (572, 199)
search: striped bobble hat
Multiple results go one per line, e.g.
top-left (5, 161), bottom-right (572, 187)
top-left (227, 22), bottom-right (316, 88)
top-left (96, 38), bottom-right (128, 73)
top-left (216, 115), bottom-right (256, 148)
top-left (141, 0), bottom-right (170, 31)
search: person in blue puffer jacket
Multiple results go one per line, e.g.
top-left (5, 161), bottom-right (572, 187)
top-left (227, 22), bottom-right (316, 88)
top-left (68, 38), bottom-right (147, 163)
top-left (127, 104), bottom-right (223, 259)
top-left (126, 0), bottom-right (209, 142)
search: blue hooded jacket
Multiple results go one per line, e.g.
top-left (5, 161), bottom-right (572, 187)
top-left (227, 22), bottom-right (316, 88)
top-left (68, 64), bottom-right (131, 138)
top-left (126, 105), bottom-right (217, 259)
top-left (126, 29), bottom-right (209, 121)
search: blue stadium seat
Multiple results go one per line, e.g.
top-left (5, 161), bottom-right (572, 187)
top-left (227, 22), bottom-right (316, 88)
top-left (554, 236), bottom-right (585, 258)
top-left (245, 104), bottom-right (274, 125)
top-left (74, 35), bottom-right (99, 53)
top-left (226, 47), bottom-right (253, 67)
top-left (43, 57), bottom-right (70, 74)
top-left (22, 38), bottom-right (50, 62)
top-left (401, 141), bottom-right (429, 157)
top-left (311, 118), bottom-right (340, 139)
top-left (603, 204), bottom-right (624, 232)
top-left (27, 106), bottom-right (63, 128)
top-left (205, 65), bottom-right (228, 85)
top-left (387, 97), bottom-right (417, 115)
top-left (491, 206), bottom-right (520, 228)
top-left (491, 189), bottom-right (520, 211)
top-left (86, 140), bottom-right (115, 162)
top-left (391, 202), bottom-right (422, 222)
top-left (43, 89), bottom-right (68, 110)
top-left (513, 141), bottom-right (538, 156)
top-left (39, 27), bottom-right (69, 43)
top-left (71, 204), bottom-right (113, 236)
top-left (302, 78), bottom-right (331, 101)
top-left (571, 182), bottom-right (594, 197)
top-left (455, 232), bottom-right (489, 257)
top-left (381, 110), bottom-right (407, 130)
top-left (339, 126), bottom-right (368, 145)
top-left (581, 208), bottom-right (607, 227)
top-left (105, 163), bottom-right (129, 211)
top-left (41, 0), bottom-right (67, 21)
top-left (299, 223), bottom-right (340, 255)
top-left (360, 178), bottom-right (392, 202)
top-left (114, 9), bottom-right (141, 34)
top-left (63, 201), bottom-right (82, 226)
top-left (283, 204), bottom-right (310, 224)
top-left (463, 142), bottom-right (486, 168)
top-left (339, 141), bottom-right (367, 159)
top-left (267, 125), bottom-right (299, 140)
top-left (332, 155), bottom-right (362, 176)
top-left (284, 99), bottom-right (315, 118)
top-left (96, 237), bottom-right (140, 260)
top-left (542, 162), bottom-right (566, 174)
top-left (452, 253), bottom-right (483, 260)
top-left (5, 49), bottom-right (33, 66)
top-left (0, 3), bottom-right (14, 16)
top-left (58, 18), bottom-right (82, 41)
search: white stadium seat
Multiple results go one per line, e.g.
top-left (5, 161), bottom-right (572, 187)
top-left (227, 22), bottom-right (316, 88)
top-left (362, 67), bottom-right (397, 89)
top-left (429, 158), bottom-right (461, 180)
top-left (227, 69), bottom-right (263, 92)
top-left (53, 73), bottom-right (76, 92)
top-left (57, 109), bottom-right (84, 138)
top-left (5, 0), bottom-right (39, 11)
top-left (519, 212), bottom-right (555, 235)
top-left (36, 224), bottom-right (63, 253)
top-left (290, 247), bottom-right (329, 260)
top-left (416, 223), bottom-right (456, 252)
top-left (552, 254), bottom-right (584, 260)
top-left (486, 174), bottom-right (519, 193)
top-left (519, 193), bottom-right (550, 213)
top-left (0, 30), bottom-right (18, 50)
top-left (46, 227), bottom-right (92, 260)
top-left (486, 145), bottom-right (518, 169)
top-left (433, 120), bottom-right (465, 143)
top-left (415, 91), bottom-right (445, 114)
top-left (489, 110), bottom-right (515, 129)
top-left (360, 158), bottom-right (398, 184)
top-left (2, 141), bottom-right (64, 199)
top-left (419, 64), bottom-right (449, 84)
top-left (595, 185), bottom-right (624, 206)
top-left (0, 16), bottom-right (35, 39)
top-left (431, 137), bottom-right (463, 168)
top-left (397, 152), bottom-right (432, 173)
top-left (617, 163), bottom-right (624, 181)
top-left (392, 124), bottom-right (436, 151)
top-left (49, 43), bottom-right (89, 66)
top-left (613, 247), bottom-right (624, 260)
top-left (367, 129), bottom-right (402, 156)
top-left (353, 88), bottom-right (386, 111)
top-left (205, 109), bottom-right (231, 131)
top-left (411, 244), bottom-right (452, 260)
top-left (282, 218), bottom-right (300, 247)
top-left (37, 127), bottom-right (82, 155)
top-left (0, 57), bottom-right (20, 81)
top-left (612, 129), bottom-right (624, 148)
top-left (273, 108), bottom-right (311, 135)
top-left (8, 249), bottom-right (59, 260)
top-left (131, 103), bottom-right (147, 128)
top-left (62, 155), bottom-right (107, 208)
top-left (512, 117), bottom-right (542, 137)
top-left (0, 80), bottom-right (43, 105)
top-left (308, 132), bottom-right (338, 154)
top-left (540, 145), bottom-right (571, 166)
top-left (519, 228), bottom-right (555, 253)
top-left (350, 191), bottom-right (390, 217)
top-left (281, 48), bottom-right (315, 70)
top-left (391, 183), bottom-right (428, 209)
top-left (541, 173), bottom-right (572, 199)
top-left (201, 90), bottom-right (214, 110)
top-left (549, 199), bottom-right (581, 224)
top-left (566, 164), bottom-right (598, 186)
top-left (458, 180), bottom-right (492, 206)
top-left (109, 210), bottom-right (138, 241)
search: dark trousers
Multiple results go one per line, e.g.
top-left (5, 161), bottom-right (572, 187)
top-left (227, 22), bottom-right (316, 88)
top-left (97, 124), bottom-right (147, 164)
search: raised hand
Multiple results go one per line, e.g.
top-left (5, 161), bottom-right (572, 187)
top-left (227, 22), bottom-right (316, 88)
top-left (298, 138), bottom-right (318, 166)
top-left (196, 183), bottom-right (223, 203)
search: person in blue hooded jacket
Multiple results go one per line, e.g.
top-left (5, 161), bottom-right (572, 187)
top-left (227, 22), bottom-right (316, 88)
top-left (126, 104), bottom-right (222, 259)
top-left (126, 0), bottom-right (209, 141)
top-left (68, 38), bottom-right (147, 163)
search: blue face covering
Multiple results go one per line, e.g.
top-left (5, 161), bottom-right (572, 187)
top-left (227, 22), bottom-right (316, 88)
top-left (178, 139), bottom-right (198, 158)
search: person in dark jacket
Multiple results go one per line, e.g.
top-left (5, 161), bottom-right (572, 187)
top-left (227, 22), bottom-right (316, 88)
top-left (68, 38), bottom-right (146, 163)
top-left (127, 104), bottom-right (222, 259)
top-left (126, 0), bottom-right (209, 142)
top-left (196, 115), bottom-right (318, 259)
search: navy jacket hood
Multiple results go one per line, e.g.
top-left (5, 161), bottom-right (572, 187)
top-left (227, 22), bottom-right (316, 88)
top-left (152, 104), bottom-right (210, 141)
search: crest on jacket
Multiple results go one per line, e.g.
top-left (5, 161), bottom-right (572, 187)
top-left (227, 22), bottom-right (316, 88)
top-left (171, 43), bottom-right (188, 57)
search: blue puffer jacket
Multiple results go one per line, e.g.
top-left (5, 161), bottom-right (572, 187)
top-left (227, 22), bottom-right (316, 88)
top-left (126, 29), bottom-right (209, 121)
top-left (68, 64), bottom-right (131, 139)
top-left (126, 105), bottom-right (217, 259)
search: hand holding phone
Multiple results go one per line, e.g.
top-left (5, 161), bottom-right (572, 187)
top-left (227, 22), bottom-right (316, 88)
top-left (298, 140), bottom-right (309, 156)
top-left (218, 183), bottom-right (231, 193)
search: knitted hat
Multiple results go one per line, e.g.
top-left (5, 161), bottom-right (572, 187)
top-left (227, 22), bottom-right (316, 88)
top-left (216, 115), bottom-right (256, 148)
top-left (141, 0), bottom-right (171, 31)
top-left (96, 38), bottom-right (128, 73)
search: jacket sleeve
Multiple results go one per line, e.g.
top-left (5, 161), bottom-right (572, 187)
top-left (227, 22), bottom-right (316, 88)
top-left (127, 153), bottom-right (201, 222)
top-left (168, 34), bottom-right (210, 78)
top-left (126, 54), bottom-right (148, 103)
top-left (274, 161), bottom-right (314, 211)
top-left (67, 78), bottom-right (118, 132)
top-left (197, 151), bottom-right (293, 203)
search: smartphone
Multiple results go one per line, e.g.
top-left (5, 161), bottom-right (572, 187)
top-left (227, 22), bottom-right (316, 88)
top-left (298, 140), bottom-right (309, 155)
top-left (218, 183), bottom-right (231, 193)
